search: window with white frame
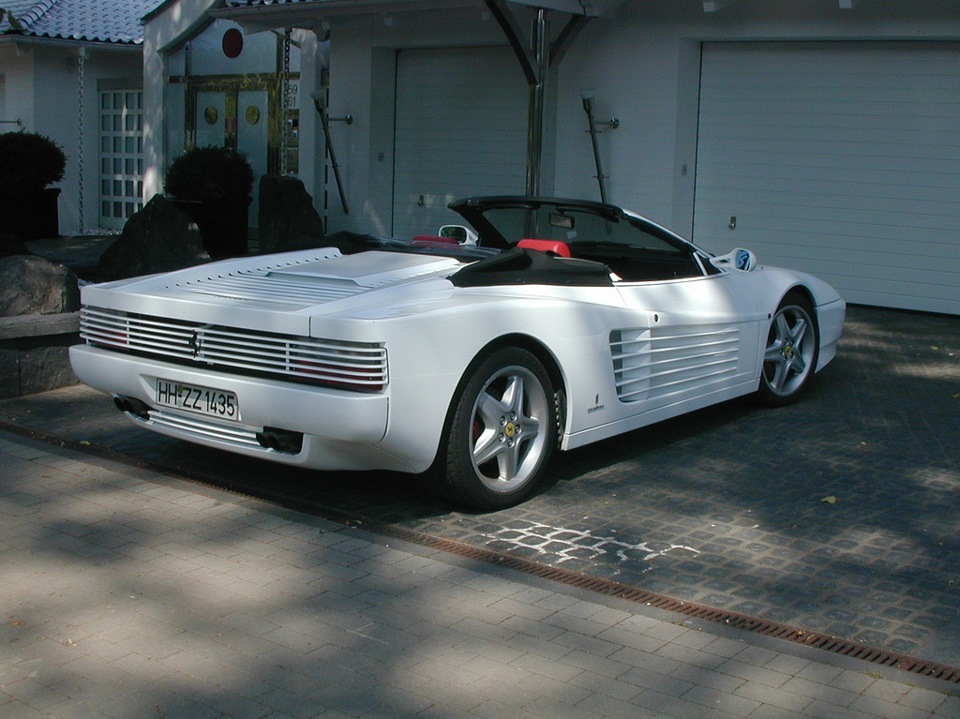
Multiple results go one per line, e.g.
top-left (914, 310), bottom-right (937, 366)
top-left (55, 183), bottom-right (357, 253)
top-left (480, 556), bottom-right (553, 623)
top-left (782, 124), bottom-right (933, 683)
top-left (99, 88), bottom-right (144, 229)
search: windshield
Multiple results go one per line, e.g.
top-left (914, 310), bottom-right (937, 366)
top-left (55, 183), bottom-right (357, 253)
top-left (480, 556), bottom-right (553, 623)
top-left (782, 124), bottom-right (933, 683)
top-left (481, 205), bottom-right (679, 252)
top-left (453, 199), bottom-right (691, 253)
top-left (450, 197), bottom-right (708, 282)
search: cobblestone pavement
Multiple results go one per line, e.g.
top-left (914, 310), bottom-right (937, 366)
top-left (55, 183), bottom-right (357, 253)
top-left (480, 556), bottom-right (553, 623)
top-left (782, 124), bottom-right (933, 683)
top-left (2, 306), bottom-right (958, 670)
top-left (4, 431), bottom-right (958, 719)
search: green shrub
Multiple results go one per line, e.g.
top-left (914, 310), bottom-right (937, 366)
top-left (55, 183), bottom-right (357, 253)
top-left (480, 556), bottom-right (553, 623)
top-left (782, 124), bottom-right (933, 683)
top-left (165, 146), bottom-right (254, 203)
top-left (0, 132), bottom-right (66, 192)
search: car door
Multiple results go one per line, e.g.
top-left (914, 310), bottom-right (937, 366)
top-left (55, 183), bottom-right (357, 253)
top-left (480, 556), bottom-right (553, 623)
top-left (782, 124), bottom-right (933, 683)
top-left (611, 270), bottom-right (766, 414)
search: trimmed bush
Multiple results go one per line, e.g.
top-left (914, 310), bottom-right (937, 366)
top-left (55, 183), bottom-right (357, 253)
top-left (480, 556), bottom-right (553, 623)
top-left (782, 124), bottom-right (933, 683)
top-left (0, 132), bottom-right (66, 193)
top-left (165, 146), bottom-right (253, 203)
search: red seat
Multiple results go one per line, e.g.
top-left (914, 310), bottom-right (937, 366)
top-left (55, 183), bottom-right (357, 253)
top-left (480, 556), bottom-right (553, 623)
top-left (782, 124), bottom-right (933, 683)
top-left (517, 239), bottom-right (572, 257)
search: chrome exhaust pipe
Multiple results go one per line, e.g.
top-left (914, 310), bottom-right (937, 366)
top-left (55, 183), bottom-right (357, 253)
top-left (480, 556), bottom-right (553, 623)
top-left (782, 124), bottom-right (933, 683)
top-left (114, 396), bottom-right (151, 419)
top-left (256, 428), bottom-right (303, 454)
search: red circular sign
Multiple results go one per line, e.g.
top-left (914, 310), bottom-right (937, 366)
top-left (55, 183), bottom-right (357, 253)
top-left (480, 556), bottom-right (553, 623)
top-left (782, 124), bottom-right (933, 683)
top-left (222, 28), bottom-right (244, 59)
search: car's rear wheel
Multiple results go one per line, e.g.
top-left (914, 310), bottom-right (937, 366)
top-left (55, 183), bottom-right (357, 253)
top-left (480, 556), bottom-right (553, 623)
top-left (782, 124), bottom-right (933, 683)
top-left (757, 292), bottom-right (819, 406)
top-left (442, 347), bottom-right (557, 510)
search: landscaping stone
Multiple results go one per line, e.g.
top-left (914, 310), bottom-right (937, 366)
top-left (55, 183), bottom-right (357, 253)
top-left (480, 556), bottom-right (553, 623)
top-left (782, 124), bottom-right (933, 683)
top-left (0, 258), bottom-right (80, 398)
top-left (0, 254), bottom-right (79, 316)
top-left (98, 194), bottom-right (210, 280)
top-left (258, 175), bottom-right (325, 252)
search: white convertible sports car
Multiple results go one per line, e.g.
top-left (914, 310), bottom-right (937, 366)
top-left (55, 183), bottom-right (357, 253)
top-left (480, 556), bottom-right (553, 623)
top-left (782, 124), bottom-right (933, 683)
top-left (70, 197), bottom-right (844, 509)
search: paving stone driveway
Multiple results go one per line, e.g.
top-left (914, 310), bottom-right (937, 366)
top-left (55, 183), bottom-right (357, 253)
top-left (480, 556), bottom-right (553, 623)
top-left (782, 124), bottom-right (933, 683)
top-left (2, 306), bottom-right (958, 666)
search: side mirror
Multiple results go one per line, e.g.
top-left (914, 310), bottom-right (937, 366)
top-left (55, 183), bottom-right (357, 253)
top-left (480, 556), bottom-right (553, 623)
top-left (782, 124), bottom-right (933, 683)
top-left (439, 225), bottom-right (478, 246)
top-left (711, 248), bottom-right (758, 272)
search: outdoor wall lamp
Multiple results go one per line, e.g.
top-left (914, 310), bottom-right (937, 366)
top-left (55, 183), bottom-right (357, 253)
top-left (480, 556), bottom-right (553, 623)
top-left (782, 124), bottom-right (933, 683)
top-left (580, 91), bottom-right (619, 131)
top-left (310, 91), bottom-right (353, 125)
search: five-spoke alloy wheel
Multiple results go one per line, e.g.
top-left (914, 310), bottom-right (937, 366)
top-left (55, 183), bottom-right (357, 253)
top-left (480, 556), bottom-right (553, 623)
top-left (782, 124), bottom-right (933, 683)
top-left (757, 293), bottom-right (820, 406)
top-left (442, 347), bottom-right (557, 510)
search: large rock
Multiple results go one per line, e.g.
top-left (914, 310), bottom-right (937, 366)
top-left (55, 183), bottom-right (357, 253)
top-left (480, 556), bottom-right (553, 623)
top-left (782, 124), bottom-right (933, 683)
top-left (0, 255), bottom-right (79, 316)
top-left (258, 175), bottom-right (325, 252)
top-left (99, 194), bottom-right (210, 281)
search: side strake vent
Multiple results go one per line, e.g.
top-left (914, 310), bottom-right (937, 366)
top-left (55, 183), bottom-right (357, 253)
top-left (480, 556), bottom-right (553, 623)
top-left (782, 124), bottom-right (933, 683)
top-left (610, 325), bottom-right (740, 403)
top-left (80, 306), bottom-right (388, 392)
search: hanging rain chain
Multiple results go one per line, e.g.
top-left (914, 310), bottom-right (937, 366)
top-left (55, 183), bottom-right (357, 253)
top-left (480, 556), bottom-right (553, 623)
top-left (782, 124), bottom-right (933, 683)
top-left (76, 47), bottom-right (86, 234)
top-left (280, 29), bottom-right (293, 175)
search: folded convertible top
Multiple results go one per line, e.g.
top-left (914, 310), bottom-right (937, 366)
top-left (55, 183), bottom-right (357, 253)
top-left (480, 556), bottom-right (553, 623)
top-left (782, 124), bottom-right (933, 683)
top-left (449, 248), bottom-right (614, 288)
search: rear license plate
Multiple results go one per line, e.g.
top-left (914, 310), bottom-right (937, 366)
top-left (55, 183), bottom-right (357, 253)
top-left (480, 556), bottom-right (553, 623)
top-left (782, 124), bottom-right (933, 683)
top-left (155, 378), bottom-right (240, 421)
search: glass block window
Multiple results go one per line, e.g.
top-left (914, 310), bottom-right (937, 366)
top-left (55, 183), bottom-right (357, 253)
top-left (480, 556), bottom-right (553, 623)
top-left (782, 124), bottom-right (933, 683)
top-left (99, 90), bottom-right (144, 229)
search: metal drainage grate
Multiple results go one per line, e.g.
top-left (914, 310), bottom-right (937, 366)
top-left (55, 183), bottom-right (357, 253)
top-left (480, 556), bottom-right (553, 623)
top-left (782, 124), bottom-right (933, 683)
top-left (364, 522), bottom-right (960, 685)
top-left (4, 419), bottom-right (959, 686)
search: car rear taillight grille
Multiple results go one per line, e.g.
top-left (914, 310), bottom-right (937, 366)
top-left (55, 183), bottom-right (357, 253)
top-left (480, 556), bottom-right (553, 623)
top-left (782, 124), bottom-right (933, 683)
top-left (80, 307), bottom-right (388, 392)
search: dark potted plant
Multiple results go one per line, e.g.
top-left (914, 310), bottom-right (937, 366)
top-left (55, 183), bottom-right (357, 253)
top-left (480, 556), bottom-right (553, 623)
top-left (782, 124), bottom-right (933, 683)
top-left (0, 131), bottom-right (66, 240)
top-left (165, 146), bottom-right (254, 259)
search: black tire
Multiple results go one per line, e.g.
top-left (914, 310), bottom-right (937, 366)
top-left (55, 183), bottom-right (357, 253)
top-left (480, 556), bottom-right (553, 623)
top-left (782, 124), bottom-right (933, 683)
top-left (441, 347), bottom-right (557, 510)
top-left (756, 292), bottom-right (820, 407)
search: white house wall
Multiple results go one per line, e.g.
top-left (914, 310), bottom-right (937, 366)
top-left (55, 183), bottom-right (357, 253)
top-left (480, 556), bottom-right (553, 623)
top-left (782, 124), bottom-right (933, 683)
top-left (325, 10), bottom-right (508, 236)
top-left (63, 48), bottom-right (142, 236)
top-left (0, 45), bottom-right (34, 130)
top-left (695, 41), bottom-right (960, 315)
top-left (144, 1), bottom-right (323, 205)
top-left (553, 1), bottom-right (960, 313)
top-left (142, 0), bottom-right (222, 202)
top-left (32, 45), bottom-right (84, 234)
top-left (554, 1), bottom-right (960, 230)
top-left (145, 0), bottom-right (960, 313)
top-left (1, 42), bottom-right (141, 235)
top-left (554, 24), bottom-right (687, 228)
top-left (320, 0), bottom-right (960, 237)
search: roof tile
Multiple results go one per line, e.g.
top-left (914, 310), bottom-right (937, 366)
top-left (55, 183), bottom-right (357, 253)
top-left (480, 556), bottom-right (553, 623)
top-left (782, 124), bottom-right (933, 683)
top-left (1, 0), bottom-right (159, 44)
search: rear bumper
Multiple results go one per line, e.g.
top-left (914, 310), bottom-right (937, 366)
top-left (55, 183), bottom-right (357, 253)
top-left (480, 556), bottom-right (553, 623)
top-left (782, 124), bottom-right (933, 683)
top-left (68, 345), bottom-right (412, 472)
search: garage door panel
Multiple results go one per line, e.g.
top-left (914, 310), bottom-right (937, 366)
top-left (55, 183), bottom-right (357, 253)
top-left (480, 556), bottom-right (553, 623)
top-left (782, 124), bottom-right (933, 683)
top-left (697, 157), bottom-right (960, 184)
top-left (833, 275), bottom-right (959, 307)
top-left (696, 181), bottom-right (959, 216)
top-left (696, 210), bottom-right (960, 271)
top-left (698, 137), bottom-right (957, 163)
top-left (706, 216), bottom-right (960, 249)
top-left (393, 46), bottom-right (526, 239)
top-left (704, 94), bottom-right (960, 120)
top-left (697, 202), bottom-right (960, 246)
top-left (695, 41), bottom-right (960, 315)
top-left (722, 235), bottom-right (959, 273)
top-left (705, 42), bottom-right (960, 78)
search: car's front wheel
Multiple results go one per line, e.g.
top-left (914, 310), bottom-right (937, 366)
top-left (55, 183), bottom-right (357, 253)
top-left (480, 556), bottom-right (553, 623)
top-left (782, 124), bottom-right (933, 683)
top-left (757, 292), bottom-right (819, 406)
top-left (441, 347), bottom-right (557, 510)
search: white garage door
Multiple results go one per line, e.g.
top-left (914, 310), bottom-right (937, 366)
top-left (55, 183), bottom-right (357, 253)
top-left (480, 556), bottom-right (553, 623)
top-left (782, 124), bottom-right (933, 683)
top-left (393, 46), bottom-right (527, 239)
top-left (694, 42), bottom-right (960, 315)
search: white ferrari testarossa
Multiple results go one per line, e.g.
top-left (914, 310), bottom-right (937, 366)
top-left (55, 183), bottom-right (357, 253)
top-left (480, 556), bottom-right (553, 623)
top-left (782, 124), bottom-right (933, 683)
top-left (70, 197), bottom-right (845, 509)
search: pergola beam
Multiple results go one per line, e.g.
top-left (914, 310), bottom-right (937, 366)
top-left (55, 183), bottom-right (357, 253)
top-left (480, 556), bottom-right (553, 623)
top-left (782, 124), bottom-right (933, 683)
top-left (213, 0), bottom-right (605, 198)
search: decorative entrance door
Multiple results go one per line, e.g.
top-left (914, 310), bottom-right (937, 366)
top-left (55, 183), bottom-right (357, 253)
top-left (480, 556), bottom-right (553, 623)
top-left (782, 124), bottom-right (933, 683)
top-left (190, 83), bottom-right (273, 224)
